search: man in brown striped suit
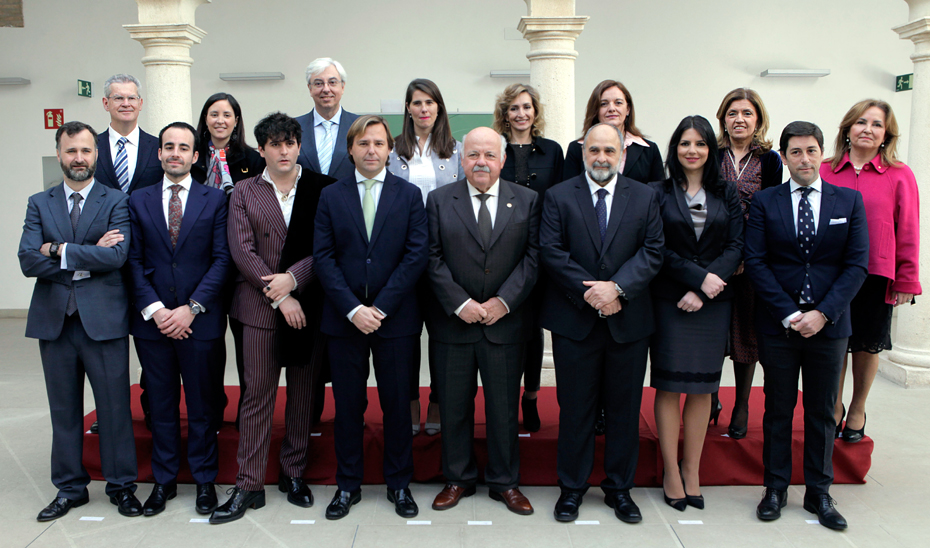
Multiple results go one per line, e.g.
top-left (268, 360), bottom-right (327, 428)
top-left (210, 112), bottom-right (334, 524)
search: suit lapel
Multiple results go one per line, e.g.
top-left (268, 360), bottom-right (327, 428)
top-left (329, 118), bottom-right (350, 177)
top-left (340, 178), bottom-right (368, 243)
top-left (302, 113), bottom-right (321, 173)
top-left (368, 176), bottom-right (398, 250)
top-left (451, 182), bottom-right (483, 247)
top-left (672, 183), bottom-right (697, 242)
top-left (622, 143), bottom-right (644, 177)
top-left (144, 184), bottom-right (172, 251)
top-left (774, 183), bottom-right (802, 254)
top-left (255, 180), bottom-right (288, 239)
top-left (601, 177), bottom-right (630, 258)
top-left (74, 183), bottom-right (105, 244)
top-left (129, 133), bottom-right (155, 192)
top-left (809, 183), bottom-right (835, 257)
top-left (173, 182), bottom-right (208, 254)
top-left (48, 184), bottom-right (73, 242)
top-left (574, 180), bottom-right (603, 252)
top-left (97, 130), bottom-right (118, 187)
top-left (702, 188), bottom-right (721, 245)
top-left (488, 181), bottom-right (515, 250)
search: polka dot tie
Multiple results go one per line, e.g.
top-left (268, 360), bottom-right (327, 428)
top-left (595, 188), bottom-right (608, 243)
top-left (797, 186), bottom-right (814, 303)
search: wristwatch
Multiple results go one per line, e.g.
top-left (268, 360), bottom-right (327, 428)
top-left (188, 301), bottom-right (205, 315)
top-left (614, 283), bottom-right (625, 298)
top-left (49, 242), bottom-right (61, 257)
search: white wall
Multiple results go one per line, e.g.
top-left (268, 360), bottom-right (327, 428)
top-left (0, 0), bottom-right (916, 309)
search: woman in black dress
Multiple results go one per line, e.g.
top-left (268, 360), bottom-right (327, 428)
top-left (562, 79), bottom-right (663, 183)
top-left (492, 83), bottom-right (564, 432)
top-left (648, 116), bottom-right (743, 510)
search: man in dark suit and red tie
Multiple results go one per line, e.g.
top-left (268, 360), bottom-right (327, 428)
top-left (539, 123), bottom-right (664, 524)
top-left (126, 122), bottom-right (231, 516)
top-left (314, 115), bottom-right (428, 520)
top-left (745, 122), bottom-right (868, 531)
top-left (210, 112), bottom-right (333, 524)
top-left (426, 127), bottom-right (540, 516)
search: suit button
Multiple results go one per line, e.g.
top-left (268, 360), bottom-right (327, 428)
top-left (806, 263), bottom-right (810, 269)
top-left (172, 263), bottom-right (177, 268)
top-left (600, 264), bottom-right (606, 270)
top-left (485, 269), bottom-right (490, 274)
top-left (367, 259), bottom-right (371, 264)
top-left (169, 287), bottom-right (175, 292)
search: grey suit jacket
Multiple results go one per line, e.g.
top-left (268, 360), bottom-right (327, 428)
top-left (426, 179), bottom-right (541, 345)
top-left (295, 108), bottom-right (360, 181)
top-left (19, 181), bottom-right (131, 341)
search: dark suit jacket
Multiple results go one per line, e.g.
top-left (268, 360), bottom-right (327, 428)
top-left (314, 172), bottom-right (428, 339)
top-left (501, 137), bottom-right (565, 199)
top-left (127, 181), bottom-right (231, 341)
top-left (191, 146), bottom-right (266, 191)
top-left (96, 128), bottom-right (164, 193)
top-left (295, 109), bottom-right (360, 181)
top-left (539, 174), bottom-right (664, 343)
top-left (648, 179), bottom-right (743, 302)
top-left (19, 182), bottom-right (130, 341)
top-left (743, 179), bottom-right (869, 338)
top-left (562, 138), bottom-right (664, 183)
top-left (426, 179), bottom-right (541, 345)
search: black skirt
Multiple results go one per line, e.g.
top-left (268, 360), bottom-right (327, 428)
top-left (848, 274), bottom-right (893, 354)
top-left (650, 298), bottom-right (730, 394)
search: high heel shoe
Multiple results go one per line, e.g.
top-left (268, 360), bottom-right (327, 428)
top-left (679, 461), bottom-right (704, 510)
top-left (835, 404), bottom-right (846, 439)
top-left (841, 412), bottom-right (866, 443)
top-left (727, 403), bottom-right (748, 440)
top-left (411, 400), bottom-right (421, 437)
top-left (709, 392), bottom-right (722, 426)
top-left (662, 468), bottom-right (687, 512)
top-left (424, 401), bottom-right (441, 436)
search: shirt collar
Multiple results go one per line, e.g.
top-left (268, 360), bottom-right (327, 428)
top-left (109, 124), bottom-right (140, 146)
top-left (261, 164), bottom-right (302, 188)
top-left (63, 179), bottom-right (95, 201)
top-left (467, 178), bottom-right (500, 198)
top-left (834, 151), bottom-right (887, 174)
top-left (624, 132), bottom-right (649, 149)
top-left (585, 172), bottom-right (618, 197)
top-left (355, 167), bottom-right (387, 183)
top-left (314, 107), bottom-right (343, 127)
top-left (162, 175), bottom-right (192, 192)
top-left (789, 176), bottom-right (822, 194)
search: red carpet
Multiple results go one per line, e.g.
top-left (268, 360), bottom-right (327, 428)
top-left (83, 385), bottom-right (872, 486)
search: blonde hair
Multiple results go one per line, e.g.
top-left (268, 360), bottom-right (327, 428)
top-left (715, 88), bottom-right (773, 154)
top-left (493, 83), bottom-right (545, 141)
top-left (829, 99), bottom-right (901, 170)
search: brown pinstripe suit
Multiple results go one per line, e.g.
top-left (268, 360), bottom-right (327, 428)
top-left (227, 171), bottom-right (330, 490)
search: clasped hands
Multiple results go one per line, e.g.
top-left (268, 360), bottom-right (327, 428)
top-left (459, 298), bottom-right (508, 326)
top-left (678, 273), bottom-right (727, 313)
top-left (789, 310), bottom-right (827, 338)
top-left (152, 306), bottom-right (194, 340)
top-left (582, 281), bottom-right (621, 316)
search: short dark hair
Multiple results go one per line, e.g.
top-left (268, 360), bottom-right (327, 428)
top-left (254, 112), bottom-right (301, 149)
top-left (55, 121), bottom-right (97, 150)
top-left (664, 115), bottom-right (724, 197)
top-left (779, 121), bottom-right (824, 153)
top-left (158, 121), bottom-right (199, 151)
top-left (346, 115), bottom-right (395, 166)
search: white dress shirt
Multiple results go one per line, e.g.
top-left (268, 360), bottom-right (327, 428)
top-left (585, 172), bottom-right (618, 223)
top-left (108, 124), bottom-right (140, 187)
top-left (407, 135), bottom-right (439, 204)
top-left (454, 179), bottom-right (509, 316)
top-left (59, 180), bottom-right (94, 280)
top-left (262, 166), bottom-right (302, 309)
top-left (347, 168), bottom-right (388, 322)
top-left (313, 107), bottom-right (343, 165)
top-left (782, 176), bottom-right (824, 327)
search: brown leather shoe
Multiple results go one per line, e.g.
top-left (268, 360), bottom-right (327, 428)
top-left (489, 488), bottom-right (534, 515)
top-left (431, 483), bottom-right (476, 510)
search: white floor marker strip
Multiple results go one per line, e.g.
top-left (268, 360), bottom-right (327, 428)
top-left (291, 520), bottom-right (315, 524)
top-left (407, 520), bottom-right (431, 525)
top-left (190, 518), bottom-right (209, 523)
top-left (678, 520), bottom-right (703, 525)
top-left (575, 520), bottom-right (600, 525)
top-left (79, 516), bottom-right (104, 521)
top-left (468, 521), bottom-right (492, 525)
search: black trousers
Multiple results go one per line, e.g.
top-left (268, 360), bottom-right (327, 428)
top-left (434, 337), bottom-right (524, 492)
top-left (328, 332), bottom-right (416, 492)
top-left (553, 322), bottom-right (648, 494)
top-left (759, 331), bottom-right (845, 495)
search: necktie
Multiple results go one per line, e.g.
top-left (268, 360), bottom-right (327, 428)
top-left (168, 184), bottom-right (183, 248)
top-left (595, 188), bottom-right (608, 243)
top-left (114, 137), bottom-right (130, 192)
top-left (362, 179), bottom-right (376, 240)
top-left (66, 193), bottom-right (83, 316)
top-left (797, 186), bottom-right (815, 303)
top-left (318, 120), bottom-right (335, 175)
top-left (476, 193), bottom-right (492, 248)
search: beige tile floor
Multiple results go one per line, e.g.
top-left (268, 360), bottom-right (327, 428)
top-left (1, 317), bottom-right (927, 547)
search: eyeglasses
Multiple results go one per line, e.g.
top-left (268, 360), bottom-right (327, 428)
top-left (310, 78), bottom-right (342, 90)
top-left (107, 95), bottom-right (141, 104)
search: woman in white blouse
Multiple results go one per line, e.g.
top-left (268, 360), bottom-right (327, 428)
top-left (388, 78), bottom-right (465, 436)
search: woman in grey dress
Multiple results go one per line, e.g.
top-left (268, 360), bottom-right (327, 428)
top-left (648, 116), bottom-right (743, 511)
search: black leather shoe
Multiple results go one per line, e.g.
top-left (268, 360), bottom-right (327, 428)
top-left (842, 413), bottom-right (866, 443)
top-left (605, 492), bottom-right (642, 523)
top-left (109, 487), bottom-right (143, 517)
top-left (325, 489), bottom-right (361, 520)
top-left (553, 491), bottom-right (582, 522)
top-left (522, 394), bottom-right (540, 432)
top-left (195, 483), bottom-right (218, 515)
top-left (209, 488), bottom-right (265, 524)
top-left (278, 473), bottom-right (313, 508)
top-left (37, 495), bottom-right (89, 521)
top-left (89, 420), bottom-right (99, 434)
top-left (142, 483), bottom-right (177, 516)
top-left (803, 493), bottom-right (848, 531)
top-left (756, 488), bottom-right (787, 521)
top-left (835, 404), bottom-right (846, 439)
top-left (594, 408), bottom-right (606, 436)
top-left (387, 488), bottom-right (419, 518)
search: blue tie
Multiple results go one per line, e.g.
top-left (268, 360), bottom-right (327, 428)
top-left (114, 137), bottom-right (130, 193)
top-left (797, 187), bottom-right (815, 303)
top-left (318, 120), bottom-right (335, 175)
top-left (595, 188), bottom-right (608, 243)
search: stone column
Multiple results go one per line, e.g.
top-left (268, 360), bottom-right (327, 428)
top-left (884, 0), bottom-right (930, 387)
top-left (518, 0), bottom-right (588, 150)
top-left (123, 0), bottom-right (210, 131)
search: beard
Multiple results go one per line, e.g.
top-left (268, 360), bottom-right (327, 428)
top-left (585, 160), bottom-right (617, 184)
top-left (61, 159), bottom-right (96, 182)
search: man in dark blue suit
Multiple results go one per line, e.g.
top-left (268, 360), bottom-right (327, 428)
top-left (295, 58), bottom-right (359, 182)
top-left (19, 121), bottom-right (142, 521)
top-left (314, 115), bottom-right (428, 520)
top-left (745, 121), bottom-right (868, 531)
top-left (127, 122), bottom-right (231, 517)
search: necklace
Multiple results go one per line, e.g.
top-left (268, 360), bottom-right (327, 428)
top-left (727, 148), bottom-right (751, 180)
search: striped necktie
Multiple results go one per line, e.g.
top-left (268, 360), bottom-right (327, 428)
top-left (114, 137), bottom-right (130, 192)
top-left (318, 120), bottom-right (335, 175)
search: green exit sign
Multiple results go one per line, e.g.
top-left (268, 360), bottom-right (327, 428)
top-left (896, 74), bottom-right (913, 92)
top-left (77, 80), bottom-right (92, 98)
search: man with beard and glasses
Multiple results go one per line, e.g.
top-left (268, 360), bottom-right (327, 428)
top-left (19, 121), bottom-right (141, 521)
top-left (539, 123), bottom-right (664, 523)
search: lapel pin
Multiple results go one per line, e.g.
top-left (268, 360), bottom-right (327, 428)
top-left (507, 203), bottom-right (512, 208)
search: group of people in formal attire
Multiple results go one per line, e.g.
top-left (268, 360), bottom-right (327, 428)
top-left (19, 57), bottom-right (920, 532)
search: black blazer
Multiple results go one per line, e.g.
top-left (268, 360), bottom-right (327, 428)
top-left (562, 138), bottom-right (664, 183)
top-left (96, 128), bottom-right (164, 194)
top-left (191, 146), bottom-right (266, 191)
top-left (501, 137), bottom-right (565, 199)
top-left (539, 174), bottom-right (664, 343)
top-left (648, 180), bottom-right (743, 302)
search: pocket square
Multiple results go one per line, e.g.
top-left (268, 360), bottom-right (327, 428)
top-left (829, 218), bottom-right (847, 225)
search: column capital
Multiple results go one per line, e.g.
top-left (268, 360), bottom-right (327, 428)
top-left (123, 23), bottom-right (207, 67)
top-left (518, 16), bottom-right (589, 39)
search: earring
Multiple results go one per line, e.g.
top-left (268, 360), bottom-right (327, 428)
top-left (845, 136), bottom-right (850, 145)
top-left (881, 142), bottom-right (886, 148)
